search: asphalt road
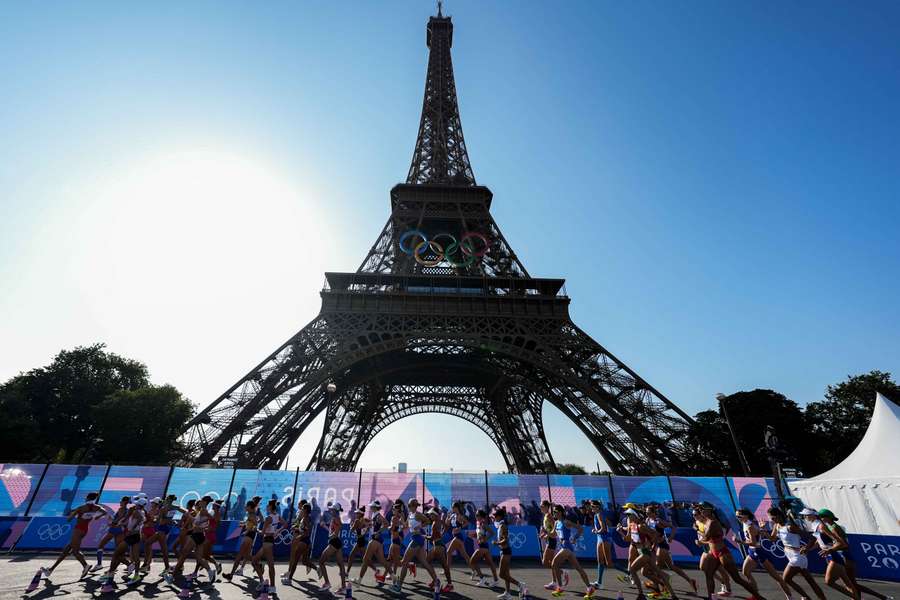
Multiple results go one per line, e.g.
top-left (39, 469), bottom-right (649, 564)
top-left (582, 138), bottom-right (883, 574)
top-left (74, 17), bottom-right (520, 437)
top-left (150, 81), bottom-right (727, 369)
top-left (1, 555), bottom-right (897, 600)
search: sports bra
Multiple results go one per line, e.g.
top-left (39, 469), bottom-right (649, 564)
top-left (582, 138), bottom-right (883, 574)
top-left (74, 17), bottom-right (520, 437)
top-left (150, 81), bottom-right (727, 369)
top-left (544, 514), bottom-right (556, 534)
top-left (263, 513), bottom-right (279, 534)
top-left (408, 514), bottom-right (424, 535)
top-left (329, 515), bottom-right (341, 538)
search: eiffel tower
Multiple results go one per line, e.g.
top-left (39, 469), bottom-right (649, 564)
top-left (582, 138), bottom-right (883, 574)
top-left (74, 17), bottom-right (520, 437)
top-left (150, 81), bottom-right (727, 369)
top-left (182, 6), bottom-right (695, 474)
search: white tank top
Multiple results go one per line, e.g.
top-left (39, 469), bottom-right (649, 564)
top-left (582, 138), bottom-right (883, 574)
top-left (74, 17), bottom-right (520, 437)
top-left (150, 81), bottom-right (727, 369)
top-left (409, 513), bottom-right (423, 535)
top-left (777, 524), bottom-right (801, 548)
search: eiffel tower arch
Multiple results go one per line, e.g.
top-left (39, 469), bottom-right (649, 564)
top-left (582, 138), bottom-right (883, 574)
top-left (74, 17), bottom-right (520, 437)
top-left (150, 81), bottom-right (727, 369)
top-left (182, 8), bottom-right (695, 474)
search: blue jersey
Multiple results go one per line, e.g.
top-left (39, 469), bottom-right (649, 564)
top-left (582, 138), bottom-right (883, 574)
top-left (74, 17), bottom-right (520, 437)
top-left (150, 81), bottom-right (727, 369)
top-left (555, 519), bottom-right (574, 550)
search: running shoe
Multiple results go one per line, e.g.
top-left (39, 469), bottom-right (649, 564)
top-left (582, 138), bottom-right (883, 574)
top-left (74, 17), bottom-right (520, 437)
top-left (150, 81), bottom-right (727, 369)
top-left (552, 591), bottom-right (566, 598)
top-left (281, 574), bottom-right (291, 586)
top-left (585, 585), bottom-right (597, 598)
top-left (125, 564), bottom-right (135, 576)
top-left (616, 574), bottom-right (631, 584)
top-left (718, 587), bottom-right (732, 598)
top-left (163, 572), bottom-right (175, 585)
top-left (90, 563), bottom-right (104, 573)
top-left (497, 593), bottom-right (511, 600)
top-left (335, 586), bottom-right (348, 596)
top-left (477, 577), bottom-right (491, 587)
top-left (126, 573), bottom-right (142, 586)
top-left (350, 576), bottom-right (360, 584)
top-left (223, 572), bottom-right (234, 581)
top-left (544, 582), bottom-right (559, 591)
top-left (320, 582), bottom-right (331, 592)
top-left (207, 567), bottom-right (217, 584)
top-left (40, 567), bottom-right (51, 578)
top-left (390, 582), bottom-right (403, 594)
top-left (471, 572), bottom-right (480, 582)
top-left (492, 579), bottom-right (501, 588)
top-left (375, 572), bottom-right (387, 584)
top-left (81, 564), bottom-right (91, 579)
top-left (408, 562), bottom-right (417, 578)
top-left (235, 566), bottom-right (245, 577)
top-left (441, 584), bottom-right (454, 593)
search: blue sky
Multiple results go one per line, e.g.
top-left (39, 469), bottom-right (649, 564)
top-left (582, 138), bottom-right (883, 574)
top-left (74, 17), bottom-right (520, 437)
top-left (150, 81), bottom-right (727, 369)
top-left (2, 1), bottom-right (899, 472)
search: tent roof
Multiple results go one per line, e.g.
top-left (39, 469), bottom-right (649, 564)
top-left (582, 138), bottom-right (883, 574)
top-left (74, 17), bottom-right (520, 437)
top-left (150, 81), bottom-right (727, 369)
top-left (805, 392), bottom-right (900, 481)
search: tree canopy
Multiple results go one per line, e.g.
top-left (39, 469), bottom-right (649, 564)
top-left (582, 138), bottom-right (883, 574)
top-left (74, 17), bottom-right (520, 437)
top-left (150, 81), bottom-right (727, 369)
top-left (0, 344), bottom-right (193, 464)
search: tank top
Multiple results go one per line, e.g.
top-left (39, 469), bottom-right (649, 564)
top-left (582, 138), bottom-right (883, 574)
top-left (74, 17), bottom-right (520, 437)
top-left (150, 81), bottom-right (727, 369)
top-left (409, 513), bottom-right (424, 535)
top-left (741, 520), bottom-right (760, 546)
top-left (811, 521), bottom-right (833, 548)
top-left (555, 519), bottom-right (570, 544)
top-left (497, 522), bottom-right (509, 548)
top-left (244, 512), bottom-right (258, 532)
top-left (777, 524), bottom-right (802, 549)
top-left (544, 514), bottom-right (556, 535)
top-left (193, 509), bottom-right (210, 532)
top-left (263, 512), bottom-right (279, 534)
top-left (476, 519), bottom-right (489, 542)
top-left (329, 514), bottom-right (341, 539)
top-left (126, 509), bottom-right (144, 533)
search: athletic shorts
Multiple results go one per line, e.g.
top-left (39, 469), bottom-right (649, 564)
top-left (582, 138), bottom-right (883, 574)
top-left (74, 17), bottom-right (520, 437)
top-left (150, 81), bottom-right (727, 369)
top-left (299, 536), bottom-right (311, 546)
top-left (190, 532), bottom-right (206, 546)
top-left (748, 546), bottom-right (772, 566)
top-left (142, 526), bottom-right (156, 538)
top-left (639, 547), bottom-right (653, 557)
top-left (108, 526), bottom-right (123, 535)
top-left (355, 536), bottom-right (367, 547)
top-left (75, 520), bottom-right (90, 535)
top-left (156, 524), bottom-right (172, 534)
top-left (501, 547), bottom-right (512, 556)
top-left (263, 535), bottom-right (275, 544)
top-left (125, 533), bottom-right (141, 546)
top-left (410, 534), bottom-right (425, 548)
top-left (244, 531), bottom-right (257, 540)
top-left (827, 550), bottom-right (847, 565)
top-left (657, 541), bottom-right (670, 551)
top-left (478, 542), bottom-right (489, 550)
top-left (547, 537), bottom-right (558, 550)
top-left (598, 533), bottom-right (613, 544)
top-left (784, 548), bottom-right (808, 569)
top-left (328, 537), bottom-right (342, 550)
top-left (391, 537), bottom-right (402, 546)
top-left (434, 538), bottom-right (445, 547)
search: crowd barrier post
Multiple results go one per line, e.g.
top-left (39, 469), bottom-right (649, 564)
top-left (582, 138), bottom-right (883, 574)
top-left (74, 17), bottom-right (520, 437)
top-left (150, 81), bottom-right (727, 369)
top-left (97, 464), bottom-right (112, 497)
top-left (161, 465), bottom-right (175, 499)
top-left (665, 474), bottom-right (678, 526)
top-left (289, 467), bottom-right (301, 523)
top-left (484, 470), bottom-right (489, 507)
top-left (422, 469), bottom-right (426, 506)
top-left (22, 463), bottom-right (50, 517)
top-left (358, 469), bottom-right (363, 507)
top-left (545, 472), bottom-right (552, 504)
top-left (222, 467), bottom-right (238, 519)
top-left (607, 473), bottom-right (617, 508)
top-left (723, 475), bottom-right (746, 558)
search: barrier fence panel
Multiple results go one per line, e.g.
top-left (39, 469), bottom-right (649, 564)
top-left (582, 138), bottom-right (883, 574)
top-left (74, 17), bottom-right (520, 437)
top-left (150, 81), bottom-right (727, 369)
top-left (27, 464), bottom-right (106, 517)
top-left (98, 465), bottom-right (170, 506)
top-left (0, 463), bottom-right (46, 516)
top-left (611, 475), bottom-right (673, 508)
top-left (165, 466), bottom-right (234, 511)
top-left (729, 477), bottom-right (780, 522)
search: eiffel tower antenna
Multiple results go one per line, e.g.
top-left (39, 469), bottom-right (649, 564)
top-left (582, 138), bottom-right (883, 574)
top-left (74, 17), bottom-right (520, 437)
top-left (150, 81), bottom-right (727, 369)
top-left (181, 10), bottom-right (695, 474)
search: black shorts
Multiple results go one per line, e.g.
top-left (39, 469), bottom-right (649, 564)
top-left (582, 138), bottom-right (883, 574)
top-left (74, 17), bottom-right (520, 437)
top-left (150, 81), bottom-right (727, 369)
top-left (501, 547), bottom-right (512, 556)
top-left (328, 537), bottom-right (342, 550)
top-left (547, 537), bottom-right (557, 550)
top-left (299, 536), bottom-right (311, 546)
top-left (244, 531), bottom-right (257, 540)
top-left (190, 532), bottom-right (206, 545)
top-left (125, 533), bottom-right (141, 546)
top-left (355, 537), bottom-right (367, 547)
top-left (263, 535), bottom-right (275, 544)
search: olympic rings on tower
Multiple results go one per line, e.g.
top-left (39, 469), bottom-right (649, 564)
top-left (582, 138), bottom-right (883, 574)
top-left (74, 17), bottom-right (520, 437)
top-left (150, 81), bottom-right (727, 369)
top-left (398, 230), bottom-right (490, 267)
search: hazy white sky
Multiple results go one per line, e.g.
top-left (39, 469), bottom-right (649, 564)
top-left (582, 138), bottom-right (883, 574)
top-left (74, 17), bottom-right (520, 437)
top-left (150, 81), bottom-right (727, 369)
top-left (3, 1), bottom-right (900, 472)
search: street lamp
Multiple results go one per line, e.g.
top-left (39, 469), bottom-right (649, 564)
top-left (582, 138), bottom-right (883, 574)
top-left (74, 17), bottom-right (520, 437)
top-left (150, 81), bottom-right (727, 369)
top-left (716, 392), bottom-right (751, 476)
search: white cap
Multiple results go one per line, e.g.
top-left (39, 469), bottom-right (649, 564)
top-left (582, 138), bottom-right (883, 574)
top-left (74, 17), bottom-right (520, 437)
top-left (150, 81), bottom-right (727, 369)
top-left (799, 508), bottom-right (818, 516)
top-left (369, 500), bottom-right (382, 510)
top-left (135, 498), bottom-right (148, 507)
top-left (331, 502), bottom-right (343, 512)
top-left (150, 497), bottom-right (162, 504)
top-left (624, 508), bottom-right (639, 516)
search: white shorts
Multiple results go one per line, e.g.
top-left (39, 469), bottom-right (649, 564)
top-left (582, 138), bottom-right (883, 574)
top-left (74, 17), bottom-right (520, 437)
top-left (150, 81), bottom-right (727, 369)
top-left (784, 547), bottom-right (808, 569)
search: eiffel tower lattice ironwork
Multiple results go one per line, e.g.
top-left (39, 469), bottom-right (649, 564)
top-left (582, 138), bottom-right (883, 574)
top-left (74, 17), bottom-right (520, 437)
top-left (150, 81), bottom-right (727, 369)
top-left (181, 9), bottom-right (695, 474)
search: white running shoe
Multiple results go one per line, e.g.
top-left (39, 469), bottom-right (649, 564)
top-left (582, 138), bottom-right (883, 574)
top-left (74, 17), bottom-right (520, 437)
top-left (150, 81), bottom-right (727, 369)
top-left (81, 564), bottom-right (91, 580)
top-left (471, 572), bottom-right (480, 582)
top-left (207, 567), bottom-right (217, 584)
top-left (544, 582), bottom-right (559, 591)
top-left (350, 576), bottom-right (360, 584)
top-left (497, 593), bottom-right (512, 600)
top-left (281, 574), bottom-right (291, 586)
top-left (125, 563), bottom-right (135, 576)
top-left (320, 582), bottom-right (331, 592)
top-left (90, 563), bottom-right (104, 573)
top-left (477, 577), bottom-right (491, 587)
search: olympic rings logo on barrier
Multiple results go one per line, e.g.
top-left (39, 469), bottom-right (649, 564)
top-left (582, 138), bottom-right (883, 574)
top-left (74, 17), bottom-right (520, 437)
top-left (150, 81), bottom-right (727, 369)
top-left (761, 538), bottom-right (785, 558)
top-left (398, 230), bottom-right (490, 267)
top-left (274, 530), bottom-right (293, 546)
top-left (38, 523), bottom-right (71, 541)
top-left (509, 532), bottom-right (527, 549)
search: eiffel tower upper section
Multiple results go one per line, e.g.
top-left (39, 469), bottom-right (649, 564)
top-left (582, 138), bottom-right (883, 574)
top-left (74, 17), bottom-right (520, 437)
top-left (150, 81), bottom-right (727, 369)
top-left (356, 7), bottom-right (530, 281)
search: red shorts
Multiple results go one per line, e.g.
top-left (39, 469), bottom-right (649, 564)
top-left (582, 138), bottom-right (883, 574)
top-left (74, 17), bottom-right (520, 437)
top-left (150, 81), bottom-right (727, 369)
top-left (709, 546), bottom-right (728, 561)
top-left (74, 519), bottom-right (90, 535)
top-left (205, 531), bottom-right (217, 543)
top-left (142, 526), bottom-right (156, 539)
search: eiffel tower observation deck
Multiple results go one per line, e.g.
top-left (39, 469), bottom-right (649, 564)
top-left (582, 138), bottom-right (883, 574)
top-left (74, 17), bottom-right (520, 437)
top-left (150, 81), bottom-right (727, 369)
top-left (182, 6), bottom-right (695, 474)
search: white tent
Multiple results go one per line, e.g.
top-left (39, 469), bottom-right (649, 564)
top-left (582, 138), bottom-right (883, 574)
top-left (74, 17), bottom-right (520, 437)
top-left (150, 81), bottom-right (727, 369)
top-left (789, 392), bottom-right (900, 535)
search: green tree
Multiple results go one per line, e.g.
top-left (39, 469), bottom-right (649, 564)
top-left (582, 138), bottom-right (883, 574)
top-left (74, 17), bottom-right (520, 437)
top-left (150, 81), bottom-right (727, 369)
top-left (681, 409), bottom-right (734, 475)
top-left (93, 385), bottom-right (194, 464)
top-left (0, 344), bottom-right (192, 463)
top-left (805, 370), bottom-right (900, 473)
top-left (556, 463), bottom-right (587, 475)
